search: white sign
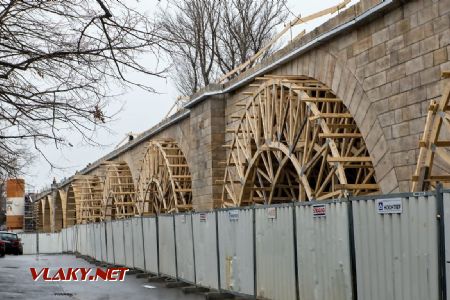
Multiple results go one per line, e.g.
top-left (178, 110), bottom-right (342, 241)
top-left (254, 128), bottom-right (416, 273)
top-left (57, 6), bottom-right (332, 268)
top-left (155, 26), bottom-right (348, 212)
top-left (228, 210), bottom-right (239, 221)
top-left (376, 198), bottom-right (402, 214)
top-left (267, 207), bottom-right (277, 219)
top-left (312, 204), bottom-right (326, 218)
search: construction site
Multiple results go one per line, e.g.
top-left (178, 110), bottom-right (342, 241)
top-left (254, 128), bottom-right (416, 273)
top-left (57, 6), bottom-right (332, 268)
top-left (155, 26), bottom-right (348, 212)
top-left (5, 0), bottom-right (450, 299)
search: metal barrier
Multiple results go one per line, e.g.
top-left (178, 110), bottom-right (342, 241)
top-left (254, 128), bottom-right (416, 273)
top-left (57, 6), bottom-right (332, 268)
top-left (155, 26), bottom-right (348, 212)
top-left (193, 211), bottom-right (218, 289)
top-left (352, 193), bottom-right (439, 300)
top-left (255, 205), bottom-right (296, 300)
top-left (20, 190), bottom-right (448, 300)
top-left (175, 214), bottom-right (195, 284)
top-left (105, 221), bottom-right (114, 264)
top-left (158, 215), bottom-right (177, 278)
top-left (38, 232), bottom-right (62, 254)
top-left (142, 217), bottom-right (158, 274)
top-left (112, 220), bottom-right (126, 266)
top-left (131, 217), bottom-right (145, 271)
top-left (123, 219), bottom-right (134, 268)
top-left (217, 208), bottom-right (254, 296)
top-left (296, 201), bottom-right (352, 300)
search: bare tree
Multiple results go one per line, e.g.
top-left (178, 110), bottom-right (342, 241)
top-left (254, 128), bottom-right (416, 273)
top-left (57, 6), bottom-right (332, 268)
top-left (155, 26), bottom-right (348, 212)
top-left (157, 0), bottom-right (287, 95)
top-left (0, 0), bottom-right (164, 177)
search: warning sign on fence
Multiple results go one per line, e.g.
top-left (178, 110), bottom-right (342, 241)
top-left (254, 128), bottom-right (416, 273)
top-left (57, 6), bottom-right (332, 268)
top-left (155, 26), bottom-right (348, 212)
top-left (376, 198), bottom-right (402, 214)
top-left (312, 204), bottom-right (326, 218)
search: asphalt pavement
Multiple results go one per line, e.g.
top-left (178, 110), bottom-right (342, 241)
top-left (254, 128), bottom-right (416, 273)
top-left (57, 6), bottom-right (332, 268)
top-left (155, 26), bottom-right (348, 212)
top-left (0, 254), bottom-right (205, 300)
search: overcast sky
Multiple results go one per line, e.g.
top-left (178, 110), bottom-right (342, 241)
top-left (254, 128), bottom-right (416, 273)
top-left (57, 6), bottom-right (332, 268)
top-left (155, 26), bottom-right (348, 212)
top-left (26, 0), bottom-right (359, 192)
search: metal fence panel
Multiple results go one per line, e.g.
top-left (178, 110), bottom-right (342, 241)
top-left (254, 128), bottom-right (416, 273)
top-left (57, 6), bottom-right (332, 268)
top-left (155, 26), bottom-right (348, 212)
top-left (255, 205), bottom-right (296, 300)
top-left (100, 222), bottom-right (107, 262)
top-left (143, 217), bottom-right (158, 274)
top-left (296, 202), bottom-right (352, 300)
top-left (123, 219), bottom-right (134, 268)
top-left (76, 224), bottom-right (82, 253)
top-left (61, 229), bottom-right (67, 252)
top-left (79, 224), bottom-right (87, 255)
top-left (218, 208), bottom-right (253, 296)
top-left (94, 223), bottom-right (102, 261)
top-left (352, 195), bottom-right (439, 300)
top-left (88, 223), bottom-right (96, 258)
top-left (112, 220), bottom-right (126, 266)
top-left (132, 217), bottom-right (145, 271)
top-left (19, 233), bottom-right (37, 254)
top-left (38, 232), bottom-right (62, 254)
top-left (65, 227), bottom-right (73, 252)
top-left (106, 221), bottom-right (115, 264)
top-left (193, 212), bottom-right (218, 289)
top-left (445, 192), bottom-right (450, 299)
top-left (158, 215), bottom-right (177, 278)
top-left (175, 214), bottom-right (195, 284)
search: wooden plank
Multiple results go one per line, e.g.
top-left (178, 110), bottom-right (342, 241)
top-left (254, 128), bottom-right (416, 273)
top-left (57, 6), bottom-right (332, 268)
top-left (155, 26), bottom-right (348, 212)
top-left (319, 133), bottom-right (363, 139)
top-left (327, 156), bottom-right (372, 163)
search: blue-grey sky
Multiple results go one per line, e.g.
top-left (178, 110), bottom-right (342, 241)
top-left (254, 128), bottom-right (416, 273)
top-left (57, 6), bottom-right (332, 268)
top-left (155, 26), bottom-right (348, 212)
top-left (26, 0), bottom-right (359, 192)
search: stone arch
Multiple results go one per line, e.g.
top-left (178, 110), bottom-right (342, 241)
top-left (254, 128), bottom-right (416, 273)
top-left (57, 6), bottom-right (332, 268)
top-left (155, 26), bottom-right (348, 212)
top-left (65, 185), bottom-right (77, 226)
top-left (53, 190), bottom-right (64, 231)
top-left (42, 196), bottom-right (51, 232)
top-left (222, 76), bottom-right (379, 206)
top-left (273, 49), bottom-right (398, 193)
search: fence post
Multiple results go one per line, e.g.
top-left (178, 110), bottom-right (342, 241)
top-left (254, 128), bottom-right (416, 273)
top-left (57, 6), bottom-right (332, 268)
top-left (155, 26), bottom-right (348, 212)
top-left (215, 210), bottom-right (221, 292)
top-left (140, 216), bottom-right (146, 272)
top-left (190, 212), bottom-right (197, 285)
top-left (347, 198), bottom-right (358, 300)
top-left (436, 183), bottom-right (447, 300)
top-left (156, 215), bottom-right (160, 276)
top-left (252, 206), bottom-right (257, 299)
top-left (292, 203), bottom-right (300, 300)
top-left (173, 214), bottom-right (179, 280)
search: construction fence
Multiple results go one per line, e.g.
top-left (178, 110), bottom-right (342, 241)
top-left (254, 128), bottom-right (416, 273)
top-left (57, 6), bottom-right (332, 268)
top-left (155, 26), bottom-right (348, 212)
top-left (18, 189), bottom-right (450, 300)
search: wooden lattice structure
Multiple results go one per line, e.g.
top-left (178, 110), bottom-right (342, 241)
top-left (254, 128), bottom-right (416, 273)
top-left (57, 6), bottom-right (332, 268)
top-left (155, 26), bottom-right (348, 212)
top-left (33, 200), bottom-right (42, 231)
top-left (65, 185), bottom-right (77, 227)
top-left (101, 161), bottom-right (137, 219)
top-left (412, 74), bottom-right (450, 191)
top-left (221, 75), bottom-right (379, 207)
top-left (71, 175), bottom-right (103, 223)
top-left (136, 140), bottom-right (192, 214)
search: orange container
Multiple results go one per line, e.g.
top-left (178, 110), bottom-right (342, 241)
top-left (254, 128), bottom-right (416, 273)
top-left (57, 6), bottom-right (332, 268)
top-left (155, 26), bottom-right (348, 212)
top-left (6, 179), bottom-right (25, 197)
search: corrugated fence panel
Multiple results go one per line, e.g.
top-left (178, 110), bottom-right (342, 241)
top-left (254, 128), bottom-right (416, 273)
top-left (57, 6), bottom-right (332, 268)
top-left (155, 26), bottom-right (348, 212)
top-left (132, 217), bottom-right (145, 270)
top-left (112, 220), bottom-right (126, 266)
top-left (100, 222), bottom-right (107, 262)
top-left (94, 223), bottom-right (102, 261)
top-left (218, 208), bottom-right (254, 296)
top-left (255, 206), bottom-right (296, 300)
top-left (123, 219), bottom-right (134, 268)
top-left (143, 217), bottom-right (158, 274)
top-left (352, 195), bottom-right (439, 300)
top-left (106, 221), bottom-right (115, 264)
top-left (76, 224), bottom-right (81, 253)
top-left (39, 232), bottom-right (62, 254)
top-left (296, 202), bottom-right (352, 300)
top-left (88, 223), bottom-right (96, 258)
top-left (67, 226), bottom-right (75, 252)
top-left (193, 212), bottom-right (218, 289)
top-left (20, 233), bottom-right (37, 254)
top-left (158, 215), bottom-right (177, 278)
top-left (61, 229), bottom-right (67, 252)
top-left (444, 192), bottom-right (450, 299)
top-left (175, 214), bottom-right (195, 284)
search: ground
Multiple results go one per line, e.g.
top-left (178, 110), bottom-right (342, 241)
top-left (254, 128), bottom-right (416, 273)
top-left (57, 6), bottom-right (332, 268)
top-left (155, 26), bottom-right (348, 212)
top-left (0, 254), bottom-right (204, 300)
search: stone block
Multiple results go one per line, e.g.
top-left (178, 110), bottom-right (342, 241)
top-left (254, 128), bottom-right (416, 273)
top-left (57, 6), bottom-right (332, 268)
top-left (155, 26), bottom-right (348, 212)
top-left (405, 26), bottom-right (425, 47)
top-left (379, 110), bottom-right (396, 127)
top-left (372, 28), bottom-right (389, 46)
top-left (409, 116), bottom-right (426, 135)
top-left (386, 35), bottom-right (404, 54)
top-left (378, 168), bottom-right (399, 193)
top-left (405, 56), bottom-right (424, 75)
top-left (434, 48), bottom-right (448, 65)
top-left (392, 122), bottom-right (410, 138)
top-left (387, 63), bottom-right (406, 81)
top-left (418, 3), bottom-right (438, 25)
top-left (353, 36), bottom-right (373, 56)
top-left (420, 35), bottom-right (440, 56)
top-left (368, 44), bottom-right (386, 62)
top-left (363, 71), bottom-right (387, 90)
top-left (420, 66), bottom-right (441, 85)
top-left (370, 135), bottom-right (388, 166)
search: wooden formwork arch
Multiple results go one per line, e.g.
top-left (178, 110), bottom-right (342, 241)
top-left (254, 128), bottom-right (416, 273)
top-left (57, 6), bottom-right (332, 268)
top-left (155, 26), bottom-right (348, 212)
top-left (412, 76), bottom-right (450, 191)
top-left (101, 161), bottom-right (137, 219)
top-left (221, 75), bottom-right (379, 207)
top-left (65, 185), bottom-right (77, 227)
top-left (53, 190), bottom-right (64, 231)
top-left (136, 140), bottom-right (192, 214)
top-left (42, 196), bottom-right (51, 232)
top-left (71, 175), bottom-right (104, 223)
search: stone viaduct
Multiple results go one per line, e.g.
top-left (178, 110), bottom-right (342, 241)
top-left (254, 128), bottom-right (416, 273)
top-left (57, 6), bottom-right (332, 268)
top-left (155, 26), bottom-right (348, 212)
top-left (34, 0), bottom-right (450, 232)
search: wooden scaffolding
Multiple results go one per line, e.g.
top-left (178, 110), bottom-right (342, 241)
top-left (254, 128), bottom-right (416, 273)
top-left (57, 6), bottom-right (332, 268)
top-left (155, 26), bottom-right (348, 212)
top-left (221, 75), bottom-right (379, 207)
top-left (71, 175), bottom-right (104, 223)
top-left (136, 140), bottom-right (192, 214)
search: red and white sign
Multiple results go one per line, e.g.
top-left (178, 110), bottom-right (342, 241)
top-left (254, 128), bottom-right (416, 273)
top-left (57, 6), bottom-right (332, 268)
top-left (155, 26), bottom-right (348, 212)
top-left (30, 267), bottom-right (129, 282)
top-left (312, 204), bottom-right (326, 217)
